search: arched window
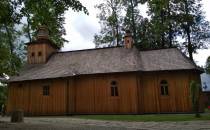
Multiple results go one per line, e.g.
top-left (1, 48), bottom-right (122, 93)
top-left (160, 80), bottom-right (169, 96)
top-left (111, 81), bottom-right (118, 96)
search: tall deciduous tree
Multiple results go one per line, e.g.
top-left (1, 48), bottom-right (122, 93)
top-left (123, 0), bottom-right (140, 45)
top-left (20, 0), bottom-right (88, 48)
top-left (0, 0), bottom-right (88, 110)
top-left (0, 0), bottom-right (23, 76)
top-left (0, 0), bottom-right (88, 76)
top-left (0, 1), bottom-right (22, 111)
top-left (94, 0), bottom-right (123, 47)
top-left (178, 0), bottom-right (210, 61)
top-left (146, 0), bottom-right (179, 48)
top-left (123, 0), bottom-right (149, 47)
top-left (94, 0), bottom-right (210, 64)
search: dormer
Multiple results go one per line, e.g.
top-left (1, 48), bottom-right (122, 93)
top-left (27, 26), bottom-right (59, 64)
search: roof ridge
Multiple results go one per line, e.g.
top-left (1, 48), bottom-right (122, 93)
top-left (59, 46), bottom-right (124, 54)
top-left (58, 47), bottom-right (178, 54)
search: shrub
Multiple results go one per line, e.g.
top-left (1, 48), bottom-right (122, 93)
top-left (190, 80), bottom-right (201, 118)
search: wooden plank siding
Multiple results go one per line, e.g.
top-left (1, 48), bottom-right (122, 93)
top-left (74, 74), bottom-right (138, 114)
top-left (7, 79), bottom-right (67, 116)
top-left (27, 43), bottom-right (56, 64)
top-left (7, 71), bottom-right (203, 115)
top-left (139, 71), bottom-right (201, 113)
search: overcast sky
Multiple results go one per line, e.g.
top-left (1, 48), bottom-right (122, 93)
top-left (62, 0), bottom-right (210, 66)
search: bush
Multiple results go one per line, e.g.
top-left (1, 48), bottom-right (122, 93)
top-left (0, 84), bottom-right (7, 115)
top-left (190, 80), bottom-right (201, 118)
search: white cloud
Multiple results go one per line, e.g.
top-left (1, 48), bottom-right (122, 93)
top-left (61, 0), bottom-right (101, 51)
top-left (62, 0), bottom-right (210, 66)
top-left (194, 49), bottom-right (210, 66)
top-left (201, 0), bottom-right (210, 21)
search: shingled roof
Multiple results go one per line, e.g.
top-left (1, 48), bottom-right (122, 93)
top-left (9, 47), bottom-right (199, 82)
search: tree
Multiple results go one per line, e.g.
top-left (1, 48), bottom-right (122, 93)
top-left (146, 0), bottom-right (180, 49)
top-left (190, 80), bottom-right (201, 117)
top-left (0, 83), bottom-right (7, 114)
top-left (123, 0), bottom-right (145, 46)
top-left (94, 0), bottom-right (210, 60)
top-left (178, 0), bottom-right (210, 61)
top-left (20, 0), bottom-right (89, 48)
top-left (0, 0), bottom-right (88, 113)
top-left (0, 1), bottom-right (25, 112)
top-left (0, 0), bottom-right (23, 76)
top-left (94, 0), bottom-right (123, 47)
top-left (94, 0), bottom-right (150, 48)
top-left (0, 0), bottom-right (88, 77)
top-left (206, 56), bottom-right (210, 74)
top-left (135, 18), bottom-right (157, 49)
top-left (144, 0), bottom-right (210, 61)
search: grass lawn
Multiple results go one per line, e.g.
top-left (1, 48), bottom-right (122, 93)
top-left (75, 114), bottom-right (210, 122)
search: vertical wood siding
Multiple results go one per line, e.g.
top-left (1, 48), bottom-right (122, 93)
top-left (74, 74), bottom-right (138, 114)
top-left (7, 71), bottom-right (203, 115)
top-left (139, 71), bottom-right (201, 113)
top-left (7, 79), bottom-right (67, 116)
top-left (27, 43), bottom-right (56, 64)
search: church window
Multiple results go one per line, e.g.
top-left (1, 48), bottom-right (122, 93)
top-left (111, 81), bottom-right (118, 96)
top-left (43, 85), bottom-right (50, 96)
top-left (160, 80), bottom-right (169, 96)
top-left (38, 51), bottom-right (42, 56)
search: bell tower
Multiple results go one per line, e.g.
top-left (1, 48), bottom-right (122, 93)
top-left (27, 26), bottom-right (59, 64)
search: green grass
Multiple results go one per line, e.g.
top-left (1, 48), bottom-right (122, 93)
top-left (205, 108), bottom-right (210, 113)
top-left (75, 114), bottom-right (210, 122)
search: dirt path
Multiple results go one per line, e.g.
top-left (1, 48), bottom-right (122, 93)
top-left (0, 116), bottom-right (210, 130)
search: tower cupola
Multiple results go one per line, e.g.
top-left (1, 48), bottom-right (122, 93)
top-left (124, 30), bottom-right (133, 49)
top-left (27, 26), bottom-right (59, 64)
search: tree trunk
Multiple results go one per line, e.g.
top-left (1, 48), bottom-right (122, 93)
top-left (26, 15), bottom-right (32, 42)
top-left (130, 0), bottom-right (137, 44)
top-left (5, 25), bottom-right (14, 55)
top-left (11, 109), bottom-right (24, 123)
top-left (184, 0), bottom-right (194, 61)
top-left (110, 0), bottom-right (120, 46)
top-left (4, 24), bottom-right (16, 74)
top-left (186, 28), bottom-right (194, 61)
top-left (160, 10), bottom-right (165, 48)
top-left (167, 1), bottom-right (173, 47)
top-left (115, 22), bottom-right (120, 46)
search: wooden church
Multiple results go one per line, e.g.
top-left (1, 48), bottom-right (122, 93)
top-left (7, 26), bottom-right (203, 116)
